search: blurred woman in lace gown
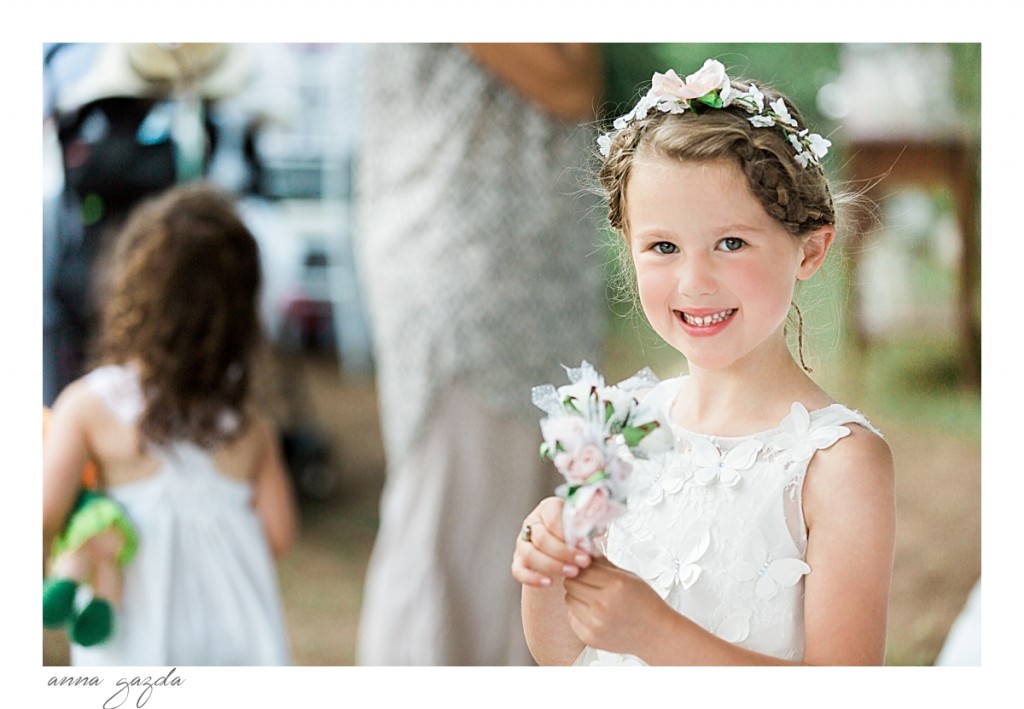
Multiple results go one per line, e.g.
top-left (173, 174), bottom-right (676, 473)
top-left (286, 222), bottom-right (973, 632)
top-left (353, 43), bottom-right (606, 665)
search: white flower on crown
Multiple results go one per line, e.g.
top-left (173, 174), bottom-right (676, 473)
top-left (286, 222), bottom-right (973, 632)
top-left (742, 83), bottom-right (765, 111)
top-left (789, 134), bottom-right (811, 167)
top-left (805, 131), bottom-right (832, 159)
top-left (597, 59), bottom-right (831, 168)
top-left (749, 114), bottom-right (776, 128)
top-left (769, 98), bottom-right (799, 127)
top-left (788, 130), bottom-right (832, 167)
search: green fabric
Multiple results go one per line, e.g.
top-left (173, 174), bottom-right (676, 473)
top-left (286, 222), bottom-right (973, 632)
top-left (70, 597), bottom-right (113, 647)
top-left (50, 490), bottom-right (139, 567)
top-left (42, 578), bottom-right (79, 627)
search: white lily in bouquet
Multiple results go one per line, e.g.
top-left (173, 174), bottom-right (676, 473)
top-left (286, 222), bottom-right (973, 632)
top-left (532, 361), bottom-right (674, 554)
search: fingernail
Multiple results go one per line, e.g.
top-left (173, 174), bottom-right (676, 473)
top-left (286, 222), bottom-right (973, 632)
top-left (575, 554), bottom-right (590, 566)
top-left (561, 565), bottom-right (578, 577)
top-left (539, 577), bottom-right (552, 587)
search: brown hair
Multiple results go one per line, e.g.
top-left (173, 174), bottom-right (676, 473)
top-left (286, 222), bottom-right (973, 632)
top-left (93, 182), bottom-right (263, 449)
top-left (598, 78), bottom-right (836, 241)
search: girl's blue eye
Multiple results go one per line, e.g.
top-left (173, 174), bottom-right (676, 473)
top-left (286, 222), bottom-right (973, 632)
top-left (719, 237), bottom-right (745, 252)
top-left (652, 242), bottom-right (678, 255)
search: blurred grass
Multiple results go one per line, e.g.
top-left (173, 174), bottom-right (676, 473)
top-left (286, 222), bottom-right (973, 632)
top-left (837, 336), bottom-right (980, 440)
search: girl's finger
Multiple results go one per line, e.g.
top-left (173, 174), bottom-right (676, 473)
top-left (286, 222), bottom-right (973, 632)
top-left (517, 534), bottom-right (582, 580)
top-left (523, 520), bottom-right (592, 569)
top-left (511, 553), bottom-right (555, 588)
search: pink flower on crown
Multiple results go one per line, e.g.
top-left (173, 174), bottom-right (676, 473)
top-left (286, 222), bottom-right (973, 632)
top-left (651, 59), bottom-right (729, 101)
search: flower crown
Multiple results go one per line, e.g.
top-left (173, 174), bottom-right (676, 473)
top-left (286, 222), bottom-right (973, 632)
top-left (597, 59), bottom-right (831, 169)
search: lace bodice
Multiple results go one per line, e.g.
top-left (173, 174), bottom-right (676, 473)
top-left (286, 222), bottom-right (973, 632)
top-left (575, 377), bottom-right (880, 666)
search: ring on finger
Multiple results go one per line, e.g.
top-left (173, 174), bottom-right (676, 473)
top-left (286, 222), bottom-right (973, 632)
top-left (520, 524), bottom-right (533, 543)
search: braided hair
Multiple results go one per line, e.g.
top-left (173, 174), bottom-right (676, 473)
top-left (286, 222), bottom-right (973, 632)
top-left (598, 79), bottom-right (835, 241)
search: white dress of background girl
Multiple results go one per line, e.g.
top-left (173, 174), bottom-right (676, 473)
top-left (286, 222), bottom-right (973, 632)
top-left (43, 184), bottom-right (297, 666)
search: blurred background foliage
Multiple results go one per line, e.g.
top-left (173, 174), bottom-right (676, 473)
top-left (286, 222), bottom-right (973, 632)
top-left (602, 43), bottom-right (841, 130)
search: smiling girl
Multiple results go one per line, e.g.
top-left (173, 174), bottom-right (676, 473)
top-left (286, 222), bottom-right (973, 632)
top-left (511, 60), bottom-right (895, 666)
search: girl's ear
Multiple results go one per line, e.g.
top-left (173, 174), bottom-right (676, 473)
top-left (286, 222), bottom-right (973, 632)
top-left (796, 226), bottom-right (835, 281)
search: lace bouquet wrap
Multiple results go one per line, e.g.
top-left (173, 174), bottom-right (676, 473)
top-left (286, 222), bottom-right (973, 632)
top-left (532, 361), bottom-right (673, 554)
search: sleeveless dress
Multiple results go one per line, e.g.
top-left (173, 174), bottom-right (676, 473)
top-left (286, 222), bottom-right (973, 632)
top-left (70, 364), bottom-right (291, 666)
top-left (575, 376), bottom-right (881, 665)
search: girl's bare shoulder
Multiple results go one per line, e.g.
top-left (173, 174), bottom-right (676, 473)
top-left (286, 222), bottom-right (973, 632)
top-left (49, 376), bottom-right (106, 427)
top-left (804, 422), bottom-right (895, 527)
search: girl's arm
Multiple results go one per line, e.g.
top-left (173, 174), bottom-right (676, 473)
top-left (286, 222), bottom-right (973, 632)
top-left (460, 43), bottom-right (603, 122)
top-left (251, 415), bottom-right (298, 559)
top-left (563, 425), bottom-right (896, 666)
top-left (799, 424), bottom-right (896, 665)
top-left (512, 496), bottom-right (592, 665)
top-left (42, 382), bottom-right (95, 561)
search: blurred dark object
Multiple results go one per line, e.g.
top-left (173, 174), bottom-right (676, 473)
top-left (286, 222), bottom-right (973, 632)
top-left (43, 95), bottom-right (195, 405)
top-left (280, 426), bottom-right (337, 500)
top-left (278, 245), bottom-right (335, 351)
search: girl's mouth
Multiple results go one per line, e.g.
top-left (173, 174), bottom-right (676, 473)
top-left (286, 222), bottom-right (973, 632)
top-left (679, 308), bottom-right (736, 327)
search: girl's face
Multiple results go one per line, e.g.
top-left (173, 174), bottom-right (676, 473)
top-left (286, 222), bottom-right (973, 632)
top-left (625, 156), bottom-right (832, 374)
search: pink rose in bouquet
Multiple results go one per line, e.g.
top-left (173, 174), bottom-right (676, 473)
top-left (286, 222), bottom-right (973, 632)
top-left (566, 486), bottom-right (626, 555)
top-left (532, 361), bottom-right (673, 554)
top-left (553, 442), bottom-right (606, 486)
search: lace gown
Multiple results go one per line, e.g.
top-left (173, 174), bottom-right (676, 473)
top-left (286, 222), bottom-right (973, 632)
top-left (575, 377), bottom-right (881, 665)
top-left (353, 43), bottom-right (605, 665)
top-left (70, 365), bottom-right (291, 666)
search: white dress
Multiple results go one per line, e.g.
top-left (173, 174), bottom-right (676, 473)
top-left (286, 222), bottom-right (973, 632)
top-left (70, 365), bottom-right (291, 666)
top-left (575, 377), bottom-right (880, 665)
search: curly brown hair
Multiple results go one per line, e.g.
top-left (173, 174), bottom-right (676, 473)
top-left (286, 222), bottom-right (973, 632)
top-left (93, 182), bottom-right (263, 449)
top-left (598, 78), bottom-right (837, 241)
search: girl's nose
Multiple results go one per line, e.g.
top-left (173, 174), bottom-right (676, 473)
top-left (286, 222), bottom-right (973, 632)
top-left (676, 253), bottom-right (717, 297)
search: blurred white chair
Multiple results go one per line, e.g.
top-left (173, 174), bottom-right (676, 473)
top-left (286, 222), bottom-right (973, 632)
top-left (934, 577), bottom-right (981, 665)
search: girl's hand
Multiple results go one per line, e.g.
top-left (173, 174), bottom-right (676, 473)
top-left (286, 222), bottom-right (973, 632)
top-left (511, 496), bottom-right (593, 588)
top-left (43, 381), bottom-right (95, 556)
top-left (563, 557), bottom-right (675, 658)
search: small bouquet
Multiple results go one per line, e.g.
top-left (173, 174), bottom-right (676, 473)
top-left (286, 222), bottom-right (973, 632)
top-left (532, 361), bottom-right (673, 554)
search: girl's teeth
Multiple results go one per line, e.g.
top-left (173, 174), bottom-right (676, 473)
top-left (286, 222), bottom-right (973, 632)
top-left (683, 309), bottom-right (734, 327)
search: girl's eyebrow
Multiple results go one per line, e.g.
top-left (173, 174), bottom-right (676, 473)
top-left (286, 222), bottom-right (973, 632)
top-left (632, 222), bottom-right (763, 240)
top-left (712, 222), bottom-right (763, 235)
